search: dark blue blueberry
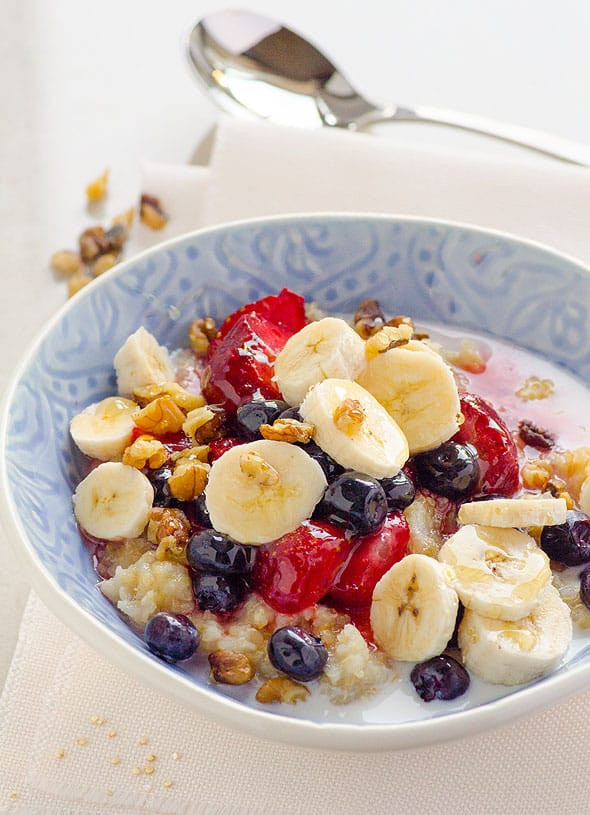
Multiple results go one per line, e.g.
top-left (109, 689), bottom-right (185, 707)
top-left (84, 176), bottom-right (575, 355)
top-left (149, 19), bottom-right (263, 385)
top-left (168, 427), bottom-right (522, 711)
top-left (187, 529), bottom-right (255, 576)
top-left (268, 626), bottom-right (328, 682)
top-left (193, 493), bottom-right (212, 528)
top-left (300, 440), bottom-right (344, 482)
top-left (314, 471), bottom-right (387, 534)
top-left (148, 467), bottom-right (180, 508)
top-left (144, 612), bottom-right (199, 663)
top-left (414, 442), bottom-right (479, 500)
top-left (580, 566), bottom-right (590, 610)
top-left (540, 510), bottom-right (590, 566)
top-left (380, 471), bottom-right (416, 511)
top-left (410, 655), bottom-right (470, 702)
top-left (235, 399), bottom-right (290, 439)
top-left (278, 406), bottom-right (302, 422)
top-left (193, 572), bottom-right (247, 612)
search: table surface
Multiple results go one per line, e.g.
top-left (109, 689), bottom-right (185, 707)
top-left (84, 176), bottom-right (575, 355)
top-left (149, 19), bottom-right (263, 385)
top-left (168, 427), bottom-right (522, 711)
top-left (2, 0), bottom-right (590, 772)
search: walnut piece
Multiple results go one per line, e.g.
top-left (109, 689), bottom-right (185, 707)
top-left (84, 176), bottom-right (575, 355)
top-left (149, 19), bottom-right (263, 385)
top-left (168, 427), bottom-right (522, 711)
top-left (259, 418), bottom-right (314, 443)
top-left (170, 445), bottom-right (209, 465)
top-left (79, 226), bottom-right (107, 262)
top-left (365, 324), bottom-right (413, 359)
top-left (135, 395), bottom-right (186, 435)
top-left (255, 677), bottom-right (310, 704)
top-left (182, 405), bottom-right (225, 443)
top-left (147, 506), bottom-right (191, 546)
top-left (333, 399), bottom-right (365, 435)
top-left (444, 339), bottom-right (487, 374)
top-left (68, 269), bottom-right (93, 297)
top-left (518, 419), bottom-right (555, 450)
top-left (140, 194), bottom-right (168, 230)
top-left (168, 459), bottom-right (210, 501)
top-left (112, 207), bottom-right (135, 229)
top-left (86, 169), bottom-right (109, 202)
top-left (516, 376), bottom-right (555, 401)
top-left (208, 650), bottom-right (255, 685)
top-left (239, 451), bottom-right (279, 486)
top-left (50, 250), bottom-right (82, 277)
top-left (122, 436), bottom-right (167, 469)
top-left (189, 318), bottom-right (217, 354)
top-left (521, 459), bottom-right (552, 491)
top-left (134, 381), bottom-right (204, 412)
top-left (155, 535), bottom-right (189, 565)
top-left (93, 252), bottom-right (118, 276)
top-left (353, 298), bottom-right (385, 338)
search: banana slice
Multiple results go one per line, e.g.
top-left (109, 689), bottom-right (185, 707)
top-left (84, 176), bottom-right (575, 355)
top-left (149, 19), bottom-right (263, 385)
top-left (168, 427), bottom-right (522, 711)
top-left (299, 379), bottom-right (409, 479)
top-left (273, 317), bottom-right (367, 406)
top-left (356, 339), bottom-right (461, 454)
top-left (457, 496), bottom-right (567, 528)
top-left (204, 440), bottom-right (327, 545)
top-left (439, 524), bottom-right (551, 621)
top-left (73, 462), bottom-right (154, 540)
top-left (114, 327), bottom-right (174, 397)
top-left (370, 553), bottom-right (459, 661)
top-left (459, 584), bottom-right (572, 685)
top-left (70, 397), bottom-right (139, 461)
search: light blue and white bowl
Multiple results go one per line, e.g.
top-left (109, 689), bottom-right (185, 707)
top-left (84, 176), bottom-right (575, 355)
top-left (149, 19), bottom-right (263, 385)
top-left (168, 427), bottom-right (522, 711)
top-left (2, 214), bottom-right (590, 751)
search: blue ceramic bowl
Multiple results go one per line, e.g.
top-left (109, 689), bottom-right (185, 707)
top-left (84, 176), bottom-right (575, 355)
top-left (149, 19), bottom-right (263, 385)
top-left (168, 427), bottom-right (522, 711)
top-left (2, 214), bottom-right (590, 751)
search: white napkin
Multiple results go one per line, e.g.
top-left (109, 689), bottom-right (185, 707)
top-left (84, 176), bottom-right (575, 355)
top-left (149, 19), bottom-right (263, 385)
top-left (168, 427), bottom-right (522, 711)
top-left (3, 117), bottom-right (590, 815)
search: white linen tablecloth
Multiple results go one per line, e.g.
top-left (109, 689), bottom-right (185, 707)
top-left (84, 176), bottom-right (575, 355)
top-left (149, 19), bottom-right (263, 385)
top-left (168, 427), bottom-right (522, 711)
top-left (2, 118), bottom-right (590, 814)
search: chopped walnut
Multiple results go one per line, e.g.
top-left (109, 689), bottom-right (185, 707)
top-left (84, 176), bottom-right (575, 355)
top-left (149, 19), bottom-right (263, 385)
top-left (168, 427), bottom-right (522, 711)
top-left (189, 318), bottom-right (217, 354)
top-left (518, 419), bottom-right (555, 450)
top-left (353, 298), bottom-right (385, 338)
top-left (365, 324), bottom-right (413, 359)
top-left (259, 418), bottom-right (314, 443)
top-left (386, 314), bottom-right (415, 330)
top-left (50, 249), bottom-right (82, 277)
top-left (168, 459), bottom-right (210, 501)
top-left (103, 224), bottom-right (128, 253)
top-left (147, 507), bottom-right (191, 546)
top-left (112, 207), bottom-right (135, 229)
top-left (170, 445), bottom-right (209, 464)
top-left (239, 451), bottom-right (279, 486)
top-left (140, 194), bottom-right (168, 230)
top-left (208, 650), bottom-right (255, 685)
top-left (79, 226), bottom-right (107, 262)
top-left (134, 381), bottom-right (205, 412)
top-left (155, 535), bottom-right (189, 564)
top-left (333, 399), bottom-right (365, 435)
top-left (86, 169), bottom-right (109, 202)
top-left (135, 395), bottom-right (186, 435)
top-left (255, 677), bottom-right (310, 704)
top-left (444, 339), bottom-right (487, 374)
top-left (521, 459), bottom-right (552, 491)
top-left (93, 252), bottom-right (118, 276)
top-left (122, 435), bottom-right (167, 469)
top-left (68, 269), bottom-right (93, 297)
top-left (516, 376), bottom-right (555, 401)
top-left (182, 405), bottom-right (225, 443)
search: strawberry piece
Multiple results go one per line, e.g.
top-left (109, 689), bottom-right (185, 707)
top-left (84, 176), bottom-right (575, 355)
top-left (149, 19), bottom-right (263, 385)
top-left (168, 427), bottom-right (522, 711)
top-left (202, 313), bottom-right (289, 412)
top-left (453, 392), bottom-right (520, 497)
top-left (251, 521), bottom-right (353, 614)
top-left (326, 512), bottom-right (410, 607)
top-left (209, 288), bottom-right (307, 356)
top-left (208, 436), bottom-right (244, 461)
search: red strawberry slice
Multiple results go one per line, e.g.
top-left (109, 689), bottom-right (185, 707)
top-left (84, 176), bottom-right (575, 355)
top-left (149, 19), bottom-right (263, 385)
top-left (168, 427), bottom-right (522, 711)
top-left (202, 312), bottom-right (289, 412)
top-left (326, 512), bottom-right (410, 607)
top-left (208, 436), bottom-right (244, 461)
top-left (454, 392), bottom-right (520, 497)
top-left (251, 520), bottom-right (353, 614)
top-left (209, 288), bottom-right (307, 357)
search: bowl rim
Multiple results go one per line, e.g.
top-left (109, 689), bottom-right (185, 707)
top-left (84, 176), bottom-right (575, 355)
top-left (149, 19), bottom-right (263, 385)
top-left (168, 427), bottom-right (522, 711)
top-left (2, 211), bottom-right (590, 752)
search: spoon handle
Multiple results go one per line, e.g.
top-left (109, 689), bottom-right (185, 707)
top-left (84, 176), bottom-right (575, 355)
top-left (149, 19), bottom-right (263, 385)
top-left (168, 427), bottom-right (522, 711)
top-left (362, 104), bottom-right (590, 167)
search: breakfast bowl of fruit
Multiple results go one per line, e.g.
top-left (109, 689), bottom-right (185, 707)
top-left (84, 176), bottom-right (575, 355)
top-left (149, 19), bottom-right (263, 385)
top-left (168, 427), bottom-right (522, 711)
top-left (3, 213), bottom-right (590, 751)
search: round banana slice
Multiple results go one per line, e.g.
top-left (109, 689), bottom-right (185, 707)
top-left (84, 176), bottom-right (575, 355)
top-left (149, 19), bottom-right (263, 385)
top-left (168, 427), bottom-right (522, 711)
top-left (370, 553), bottom-right (459, 662)
top-left (273, 317), bottom-right (367, 406)
top-left (205, 440), bottom-right (327, 545)
top-left (458, 497), bottom-right (567, 528)
top-left (356, 340), bottom-right (461, 454)
top-left (114, 326), bottom-right (174, 397)
top-left (459, 584), bottom-right (572, 685)
top-left (73, 462), bottom-right (154, 540)
top-left (300, 379), bottom-right (409, 479)
top-left (439, 524), bottom-right (551, 621)
top-left (70, 397), bottom-right (139, 461)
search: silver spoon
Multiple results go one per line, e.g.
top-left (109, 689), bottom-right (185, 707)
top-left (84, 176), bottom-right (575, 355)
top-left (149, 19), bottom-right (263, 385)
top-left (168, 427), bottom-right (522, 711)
top-left (187, 9), bottom-right (590, 166)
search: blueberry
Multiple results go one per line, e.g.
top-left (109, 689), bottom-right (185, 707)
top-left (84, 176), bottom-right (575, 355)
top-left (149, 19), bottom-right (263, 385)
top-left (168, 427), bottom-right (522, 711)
top-left (414, 442), bottom-right (479, 500)
top-left (300, 440), bottom-right (344, 482)
top-left (380, 471), bottom-right (416, 511)
top-left (193, 493), bottom-right (212, 528)
top-left (144, 612), bottom-right (199, 663)
top-left (314, 471), bottom-right (387, 533)
top-left (193, 572), bottom-right (247, 612)
top-left (236, 399), bottom-right (290, 439)
top-left (540, 510), bottom-right (590, 566)
top-left (278, 406), bottom-right (302, 422)
top-left (187, 529), bottom-right (255, 576)
top-left (410, 655), bottom-right (470, 702)
top-left (268, 626), bottom-right (328, 682)
top-left (580, 566), bottom-right (590, 610)
top-left (148, 467), bottom-right (179, 508)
